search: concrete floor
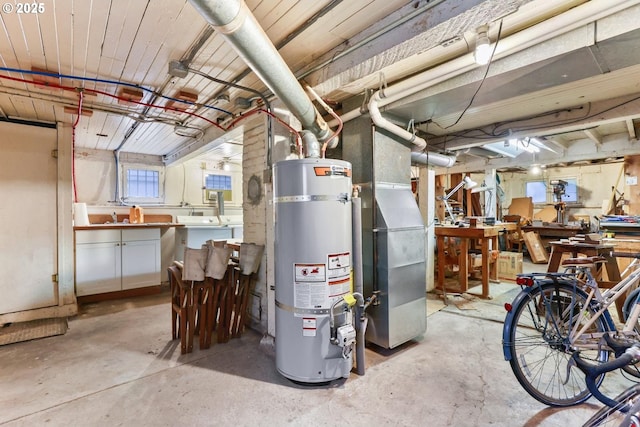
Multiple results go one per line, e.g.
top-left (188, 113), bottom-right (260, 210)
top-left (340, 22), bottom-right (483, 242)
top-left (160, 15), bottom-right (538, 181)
top-left (0, 261), bottom-right (634, 427)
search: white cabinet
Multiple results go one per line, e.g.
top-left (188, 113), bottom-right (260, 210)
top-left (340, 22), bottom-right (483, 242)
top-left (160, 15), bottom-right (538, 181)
top-left (75, 228), bottom-right (161, 296)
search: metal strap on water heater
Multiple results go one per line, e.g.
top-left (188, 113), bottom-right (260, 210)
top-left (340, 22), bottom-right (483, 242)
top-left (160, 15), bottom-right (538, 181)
top-left (274, 193), bottom-right (350, 203)
top-left (275, 300), bottom-right (330, 315)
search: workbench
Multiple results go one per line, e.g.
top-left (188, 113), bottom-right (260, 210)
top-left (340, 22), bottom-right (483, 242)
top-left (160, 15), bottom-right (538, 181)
top-left (546, 241), bottom-right (624, 318)
top-left (521, 224), bottom-right (582, 239)
top-left (435, 225), bottom-right (508, 299)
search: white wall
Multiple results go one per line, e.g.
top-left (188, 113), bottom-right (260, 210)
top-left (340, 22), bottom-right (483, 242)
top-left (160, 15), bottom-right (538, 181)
top-left (74, 148), bottom-right (243, 213)
top-left (73, 148), bottom-right (244, 281)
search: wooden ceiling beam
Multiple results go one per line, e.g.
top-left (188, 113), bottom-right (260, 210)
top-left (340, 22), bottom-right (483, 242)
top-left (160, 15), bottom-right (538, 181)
top-left (583, 128), bottom-right (602, 146)
top-left (427, 93), bottom-right (640, 151)
top-left (627, 118), bottom-right (637, 139)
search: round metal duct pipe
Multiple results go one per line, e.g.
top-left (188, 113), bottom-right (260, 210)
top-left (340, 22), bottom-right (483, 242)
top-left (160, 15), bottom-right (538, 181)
top-left (188, 0), bottom-right (334, 146)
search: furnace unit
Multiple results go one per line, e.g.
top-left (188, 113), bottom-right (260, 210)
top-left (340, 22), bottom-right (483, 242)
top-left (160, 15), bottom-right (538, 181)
top-left (342, 115), bottom-right (427, 349)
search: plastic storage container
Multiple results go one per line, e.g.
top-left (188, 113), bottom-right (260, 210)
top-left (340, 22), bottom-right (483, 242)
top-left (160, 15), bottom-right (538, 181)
top-left (129, 206), bottom-right (144, 224)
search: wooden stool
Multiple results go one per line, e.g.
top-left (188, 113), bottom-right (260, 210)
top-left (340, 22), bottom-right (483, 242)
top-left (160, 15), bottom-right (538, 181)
top-left (194, 278), bottom-right (214, 350)
top-left (168, 265), bottom-right (195, 354)
top-left (169, 265), bottom-right (215, 353)
top-left (231, 272), bottom-right (257, 338)
top-left (216, 265), bottom-right (237, 344)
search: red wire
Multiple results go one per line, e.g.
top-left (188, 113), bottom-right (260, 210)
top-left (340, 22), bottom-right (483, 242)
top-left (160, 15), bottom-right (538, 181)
top-left (225, 108), bottom-right (302, 149)
top-left (71, 90), bottom-right (84, 202)
top-left (0, 74), bottom-right (306, 144)
top-left (0, 74), bottom-right (304, 154)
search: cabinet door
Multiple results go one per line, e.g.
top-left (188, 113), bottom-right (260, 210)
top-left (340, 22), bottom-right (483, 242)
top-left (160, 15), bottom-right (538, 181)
top-left (76, 242), bottom-right (122, 296)
top-left (121, 239), bottom-right (161, 290)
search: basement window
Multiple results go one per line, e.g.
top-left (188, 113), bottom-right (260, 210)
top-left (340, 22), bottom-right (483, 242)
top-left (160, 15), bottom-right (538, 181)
top-left (525, 181), bottom-right (547, 204)
top-left (525, 177), bottom-right (579, 205)
top-left (123, 166), bottom-right (164, 203)
top-left (203, 173), bottom-right (232, 203)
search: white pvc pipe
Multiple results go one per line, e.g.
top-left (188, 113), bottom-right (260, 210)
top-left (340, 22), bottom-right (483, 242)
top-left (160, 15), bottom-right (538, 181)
top-left (411, 151), bottom-right (456, 168)
top-left (380, 0), bottom-right (640, 110)
top-left (350, 0), bottom-right (640, 154)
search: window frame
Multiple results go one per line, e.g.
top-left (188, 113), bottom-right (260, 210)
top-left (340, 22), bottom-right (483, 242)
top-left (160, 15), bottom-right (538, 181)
top-left (122, 164), bottom-right (165, 204)
top-left (202, 171), bottom-right (233, 204)
top-left (525, 176), bottom-right (580, 206)
top-left (525, 180), bottom-right (547, 205)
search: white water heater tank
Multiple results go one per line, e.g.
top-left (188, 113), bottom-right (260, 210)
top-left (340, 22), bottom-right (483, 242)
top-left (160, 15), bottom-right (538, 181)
top-left (274, 158), bottom-right (353, 383)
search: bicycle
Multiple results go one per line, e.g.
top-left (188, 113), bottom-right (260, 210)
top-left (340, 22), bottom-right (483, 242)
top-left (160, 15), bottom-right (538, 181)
top-left (577, 343), bottom-right (640, 426)
top-left (502, 252), bottom-right (640, 407)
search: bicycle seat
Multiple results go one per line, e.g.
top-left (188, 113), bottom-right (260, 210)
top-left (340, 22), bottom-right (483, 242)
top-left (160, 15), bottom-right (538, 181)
top-left (561, 256), bottom-right (607, 267)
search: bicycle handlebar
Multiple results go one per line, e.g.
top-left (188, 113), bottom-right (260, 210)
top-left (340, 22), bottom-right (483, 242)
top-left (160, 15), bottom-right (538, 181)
top-left (588, 351), bottom-right (637, 376)
top-left (574, 345), bottom-right (640, 410)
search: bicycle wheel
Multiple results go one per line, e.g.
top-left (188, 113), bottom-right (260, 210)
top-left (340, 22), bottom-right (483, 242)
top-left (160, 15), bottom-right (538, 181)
top-left (584, 384), bottom-right (640, 427)
top-left (621, 288), bottom-right (640, 378)
top-left (506, 281), bottom-right (611, 406)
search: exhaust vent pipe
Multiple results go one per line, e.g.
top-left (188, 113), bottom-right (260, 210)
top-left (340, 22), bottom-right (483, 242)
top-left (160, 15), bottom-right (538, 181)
top-left (189, 0), bottom-right (334, 150)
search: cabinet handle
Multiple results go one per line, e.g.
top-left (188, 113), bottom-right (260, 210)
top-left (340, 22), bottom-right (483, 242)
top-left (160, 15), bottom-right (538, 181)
top-left (116, 243), bottom-right (120, 246)
top-left (122, 243), bottom-right (127, 246)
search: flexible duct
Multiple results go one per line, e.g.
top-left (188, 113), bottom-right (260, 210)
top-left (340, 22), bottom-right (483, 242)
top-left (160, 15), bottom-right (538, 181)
top-left (188, 0), bottom-right (334, 147)
top-left (345, 0), bottom-right (640, 162)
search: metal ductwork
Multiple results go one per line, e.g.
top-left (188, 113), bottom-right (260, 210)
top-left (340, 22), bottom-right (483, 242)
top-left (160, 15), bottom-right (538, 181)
top-left (188, 0), bottom-right (334, 149)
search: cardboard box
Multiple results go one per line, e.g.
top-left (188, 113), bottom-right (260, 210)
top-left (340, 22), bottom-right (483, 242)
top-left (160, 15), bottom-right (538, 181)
top-left (498, 252), bottom-right (523, 281)
top-left (523, 231), bottom-right (549, 264)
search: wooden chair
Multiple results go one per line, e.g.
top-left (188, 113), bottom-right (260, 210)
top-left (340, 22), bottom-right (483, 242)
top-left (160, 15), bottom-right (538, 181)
top-left (168, 265), bottom-right (195, 354)
top-left (504, 214), bottom-right (525, 252)
top-left (168, 264), bottom-right (214, 353)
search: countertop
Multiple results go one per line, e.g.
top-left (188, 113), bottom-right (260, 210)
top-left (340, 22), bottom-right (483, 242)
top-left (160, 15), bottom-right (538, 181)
top-left (74, 222), bottom-right (184, 230)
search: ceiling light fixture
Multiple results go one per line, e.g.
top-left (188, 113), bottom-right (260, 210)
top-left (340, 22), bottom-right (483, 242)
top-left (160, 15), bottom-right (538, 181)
top-left (216, 93), bottom-right (230, 104)
top-left (474, 25), bottom-right (491, 66)
top-left (219, 157), bottom-right (231, 171)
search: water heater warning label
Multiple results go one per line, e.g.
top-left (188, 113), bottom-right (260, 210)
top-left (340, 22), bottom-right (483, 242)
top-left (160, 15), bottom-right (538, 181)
top-left (302, 317), bottom-right (316, 337)
top-left (327, 252), bottom-right (350, 279)
top-left (294, 281), bottom-right (328, 310)
top-left (294, 264), bottom-right (326, 282)
top-left (294, 263), bottom-right (328, 310)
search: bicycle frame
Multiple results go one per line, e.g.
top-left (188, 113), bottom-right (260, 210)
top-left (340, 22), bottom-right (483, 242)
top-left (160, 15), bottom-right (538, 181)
top-left (502, 258), bottom-right (640, 362)
top-left (568, 258), bottom-right (640, 351)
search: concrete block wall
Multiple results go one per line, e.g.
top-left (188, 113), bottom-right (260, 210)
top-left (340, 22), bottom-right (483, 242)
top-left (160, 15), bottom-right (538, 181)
top-left (242, 104), bottom-right (301, 337)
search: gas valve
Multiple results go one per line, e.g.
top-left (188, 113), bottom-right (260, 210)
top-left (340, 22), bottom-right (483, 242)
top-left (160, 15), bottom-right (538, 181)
top-left (336, 324), bottom-right (356, 348)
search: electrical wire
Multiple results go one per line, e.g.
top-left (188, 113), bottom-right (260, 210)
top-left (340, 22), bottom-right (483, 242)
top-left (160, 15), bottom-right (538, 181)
top-left (0, 73), bottom-right (227, 131)
top-left (225, 108), bottom-right (302, 150)
top-left (0, 66), bottom-right (233, 115)
top-left (71, 90), bottom-right (84, 202)
top-left (0, 69), bottom-right (305, 206)
top-left (303, 83), bottom-right (343, 158)
top-left (438, 20), bottom-right (504, 130)
top-left (0, 73), bottom-right (304, 146)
